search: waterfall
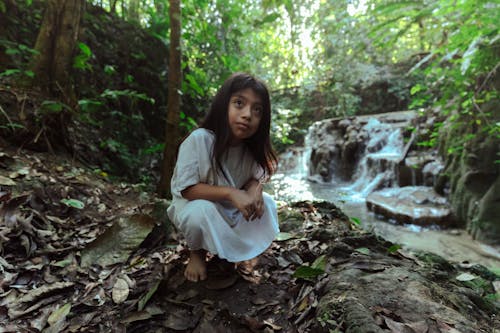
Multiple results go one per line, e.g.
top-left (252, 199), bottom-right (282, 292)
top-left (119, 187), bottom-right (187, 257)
top-left (344, 118), bottom-right (405, 200)
top-left (271, 112), bottom-right (413, 203)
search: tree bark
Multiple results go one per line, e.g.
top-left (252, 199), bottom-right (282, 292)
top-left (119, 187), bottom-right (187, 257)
top-left (30, 0), bottom-right (84, 105)
top-left (158, 0), bottom-right (181, 198)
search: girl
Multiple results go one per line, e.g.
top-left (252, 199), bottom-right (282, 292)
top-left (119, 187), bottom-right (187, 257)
top-left (167, 72), bottom-right (280, 282)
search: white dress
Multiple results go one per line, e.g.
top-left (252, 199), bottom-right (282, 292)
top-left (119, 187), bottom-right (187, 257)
top-left (167, 128), bottom-right (280, 262)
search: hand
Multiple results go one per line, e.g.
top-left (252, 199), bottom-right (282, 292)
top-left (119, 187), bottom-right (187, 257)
top-left (245, 181), bottom-right (264, 221)
top-left (229, 189), bottom-right (257, 221)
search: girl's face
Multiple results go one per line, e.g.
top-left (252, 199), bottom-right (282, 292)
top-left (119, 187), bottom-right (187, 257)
top-left (227, 88), bottom-right (263, 145)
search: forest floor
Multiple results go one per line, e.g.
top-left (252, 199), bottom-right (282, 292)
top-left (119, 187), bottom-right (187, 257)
top-left (0, 147), bottom-right (499, 333)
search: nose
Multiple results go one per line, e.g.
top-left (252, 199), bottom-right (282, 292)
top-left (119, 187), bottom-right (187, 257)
top-left (241, 105), bottom-right (251, 119)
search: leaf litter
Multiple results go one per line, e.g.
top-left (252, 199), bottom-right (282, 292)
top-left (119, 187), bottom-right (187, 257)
top-left (0, 147), bottom-right (498, 332)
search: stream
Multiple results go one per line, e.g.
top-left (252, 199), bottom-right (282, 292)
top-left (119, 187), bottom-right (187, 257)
top-left (270, 142), bottom-right (500, 271)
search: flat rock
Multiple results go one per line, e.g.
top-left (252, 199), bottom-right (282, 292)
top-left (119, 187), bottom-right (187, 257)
top-left (366, 186), bottom-right (454, 226)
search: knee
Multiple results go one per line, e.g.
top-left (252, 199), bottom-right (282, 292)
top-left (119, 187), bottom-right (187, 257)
top-left (179, 199), bottom-right (217, 225)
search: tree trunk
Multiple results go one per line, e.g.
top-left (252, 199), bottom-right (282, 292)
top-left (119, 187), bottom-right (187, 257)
top-left (110, 0), bottom-right (118, 13)
top-left (158, 0), bottom-right (181, 198)
top-left (30, 0), bottom-right (84, 105)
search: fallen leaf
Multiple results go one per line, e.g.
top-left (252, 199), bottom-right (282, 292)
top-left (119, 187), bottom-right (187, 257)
top-left (163, 306), bottom-right (201, 330)
top-left (293, 266), bottom-right (324, 280)
top-left (120, 311), bottom-right (152, 324)
top-left (455, 272), bottom-right (477, 282)
top-left (0, 175), bottom-right (16, 186)
top-left (138, 281), bottom-right (160, 311)
top-left (355, 247), bottom-right (371, 255)
top-left (311, 255), bottom-right (327, 271)
top-left (80, 214), bottom-right (155, 267)
top-left (175, 288), bottom-right (199, 302)
top-left (275, 232), bottom-right (295, 241)
top-left (112, 278), bottom-right (129, 304)
top-left (407, 320), bottom-right (430, 333)
top-left (384, 316), bottom-right (413, 333)
top-left (47, 303), bottom-right (71, 326)
top-left (264, 318), bottom-right (283, 330)
top-left (60, 198), bottom-right (85, 209)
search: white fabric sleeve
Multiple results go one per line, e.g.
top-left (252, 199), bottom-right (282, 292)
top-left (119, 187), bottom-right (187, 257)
top-left (170, 129), bottom-right (215, 197)
top-left (252, 161), bottom-right (266, 183)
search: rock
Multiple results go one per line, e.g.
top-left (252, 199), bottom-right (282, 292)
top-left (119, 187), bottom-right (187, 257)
top-left (439, 105), bottom-right (500, 245)
top-left (366, 186), bottom-right (455, 226)
top-left (397, 152), bottom-right (444, 187)
top-left (308, 111), bottom-right (416, 183)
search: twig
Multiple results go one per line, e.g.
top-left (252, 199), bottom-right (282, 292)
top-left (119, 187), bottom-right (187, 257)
top-left (476, 61), bottom-right (500, 94)
top-left (0, 104), bottom-right (15, 129)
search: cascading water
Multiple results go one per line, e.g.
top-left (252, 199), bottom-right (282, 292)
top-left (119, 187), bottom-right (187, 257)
top-left (270, 113), bottom-right (500, 268)
top-left (339, 118), bottom-right (405, 200)
top-left (271, 116), bottom-right (407, 204)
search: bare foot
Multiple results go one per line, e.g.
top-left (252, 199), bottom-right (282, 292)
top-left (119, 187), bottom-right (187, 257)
top-left (184, 250), bottom-right (207, 282)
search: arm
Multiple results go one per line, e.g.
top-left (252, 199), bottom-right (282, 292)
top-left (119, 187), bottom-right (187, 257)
top-left (181, 183), bottom-right (256, 221)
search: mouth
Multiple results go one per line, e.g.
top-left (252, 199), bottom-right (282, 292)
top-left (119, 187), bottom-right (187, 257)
top-left (235, 123), bottom-right (250, 131)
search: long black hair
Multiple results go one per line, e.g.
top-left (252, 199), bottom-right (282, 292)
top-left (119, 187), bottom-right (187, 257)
top-left (200, 72), bottom-right (278, 179)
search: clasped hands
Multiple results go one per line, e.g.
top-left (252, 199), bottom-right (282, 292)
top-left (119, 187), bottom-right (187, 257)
top-left (230, 179), bottom-right (264, 221)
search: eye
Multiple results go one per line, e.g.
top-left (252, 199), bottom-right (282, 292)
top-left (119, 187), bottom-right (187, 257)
top-left (252, 107), bottom-right (263, 117)
top-left (233, 99), bottom-right (244, 108)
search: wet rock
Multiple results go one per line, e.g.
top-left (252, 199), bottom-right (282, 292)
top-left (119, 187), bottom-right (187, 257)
top-left (308, 111), bottom-right (416, 183)
top-left (397, 152), bottom-right (444, 187)
top-left (366, 186), bottom-right (455, 226)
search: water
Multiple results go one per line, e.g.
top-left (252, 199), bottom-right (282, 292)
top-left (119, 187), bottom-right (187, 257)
top-left (271, 121), bottom-right (500, 270)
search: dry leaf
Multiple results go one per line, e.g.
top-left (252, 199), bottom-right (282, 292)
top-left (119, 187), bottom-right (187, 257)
top-left (0, 175), bottom-right (16, 186)
top-left (47, 303), bottom-right (71, 326)
top-left (112, 277), bottom-right (130, 304)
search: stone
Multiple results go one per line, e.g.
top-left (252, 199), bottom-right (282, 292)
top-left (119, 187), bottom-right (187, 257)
top-left (366, 186), bottom-right (455, 226)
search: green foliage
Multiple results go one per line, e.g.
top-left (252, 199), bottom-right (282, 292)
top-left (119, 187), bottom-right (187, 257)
top-left (60, 198), bottom-right (85, 209)
top-left (100, 89), bottom-right (155, 104)
top-left (271, 107), bottom-right (301, 152)
top-left (73, 42), bottom-right (92, 71)
top-left (0, 68), bottom-right (34, 78)
top-left (293, 255), bottom-right (327, 280)
top-left (369, 0), bottom-right (499, 166)
top-left (350, 217), bottom-right (361, 226)
top-left (39, 100), bottom-right (71, 114)
top-left (387, 244), bottom-right (402, 253)
top-left (0, 40), bottom-right (37, 78)
top-left (179, 111), bottom-right (197, 132)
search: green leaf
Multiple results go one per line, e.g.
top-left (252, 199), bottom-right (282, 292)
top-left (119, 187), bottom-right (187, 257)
top-left (275, 232), bottom-right (296, 241)
top-left (138, 281), bottom-right (160, 311)
top-left (355, 247), bottom-right (370, 255)
top-left (41, 100), bottom-right (70, 113)
top-left (387, 244), bottom-right (401, 253)
top-left (311, 255), bottom-right (327, 271)
top-left (350, 217), bottom-right (361, 225)
top-left (104, 65), bottom-right (116, 75)
top-left (293, 265), bottom-right (324, 279)
top-left (60, 198), bottom-right (85, 209)
top-left (0, 69), bottom-right (21, 77)
top-left (24, 70), bottom-right (34, 78)
top-left (78, 42), bottom-right (92, 57)
top-left (185, 74), bottom-right (204, 96)
top-left (259, 13), bottom-right (280, 25)
top-left (410, 84), bottom-right (423, 95)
